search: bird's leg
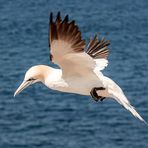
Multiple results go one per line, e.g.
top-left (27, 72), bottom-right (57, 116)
top-left (90, 87), bottom-right (106, 102)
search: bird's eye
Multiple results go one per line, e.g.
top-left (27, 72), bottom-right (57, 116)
top-left (27, 78), bottom-right (35, 81)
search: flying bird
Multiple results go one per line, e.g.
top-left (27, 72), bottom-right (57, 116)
top-left (14, 12), bottom-right (147, 124)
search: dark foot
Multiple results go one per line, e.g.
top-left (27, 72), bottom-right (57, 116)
top-left (100, 97), bottom-right (106, 101)
top-left (90, 87), bottom-right (106, 102)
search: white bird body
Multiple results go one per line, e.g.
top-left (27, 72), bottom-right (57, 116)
top-left (45, 69), bottom-right (103, 96)
top-left (43, 64), bottom-right (145, 122)
top-left (42, 54), bottom-right (107, 96)
top-left (28, 64), bottom-right (110, 97)
top-left (14, 12), bottom-right (147, 125)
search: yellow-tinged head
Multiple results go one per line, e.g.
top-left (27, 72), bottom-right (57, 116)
top-left (14, 65), bottom-right (51, 97)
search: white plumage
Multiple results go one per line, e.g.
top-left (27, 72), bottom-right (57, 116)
top-left (14, 12), bottom-right (147, 125)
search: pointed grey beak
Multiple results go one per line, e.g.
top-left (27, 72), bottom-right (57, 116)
top-left (14, 81), bottom-right (31, 97)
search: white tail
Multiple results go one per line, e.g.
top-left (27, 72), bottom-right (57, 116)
top-left (112, 91), bottom-right (147, 125)
top-left (103, 76), bottom-right (148, 125)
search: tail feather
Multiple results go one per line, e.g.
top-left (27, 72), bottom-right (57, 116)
top-left (110, 90), bottom-right (148, 125)
top-left (103, 76), bottom-right (148, 125)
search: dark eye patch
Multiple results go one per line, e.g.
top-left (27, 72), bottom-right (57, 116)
top-left (27, 78), bottom-right (36, 81)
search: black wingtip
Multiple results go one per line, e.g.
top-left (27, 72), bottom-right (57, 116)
top-left (94, 34), bottom-right (98, 40)
top-left (56, 11), bottom-right (61, 23)
top-left (63, 15), bottom-right (69, 22)
top-left (50, 12), bottom-right (53, 23)
top-left (70, 20), bottom-right (75, 25)
top-left (57, 11), bottom-right (60, 18)
top-left (104, 40), bottom-right (110, 46)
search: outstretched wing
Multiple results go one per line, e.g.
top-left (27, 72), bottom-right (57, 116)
top-left (49, 12), bottom-right (109, 78)
top-left (49, 12), bottom-right (85, 65)
top-left (86, 35), bottom-right (110, 70)
top-left (49, 12), bottom-right (97, 78)
top-left (86, 34), bottom-right (110, 59)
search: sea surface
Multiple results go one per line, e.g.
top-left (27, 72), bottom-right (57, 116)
top-left (0, 0), bottom-right (148, 148)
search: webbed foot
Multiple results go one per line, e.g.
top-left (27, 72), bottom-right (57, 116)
top-left (90, 87), bottom-right (106, 102)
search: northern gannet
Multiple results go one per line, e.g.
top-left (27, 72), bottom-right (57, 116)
top-left (14, 12), bottom-right (147, 124)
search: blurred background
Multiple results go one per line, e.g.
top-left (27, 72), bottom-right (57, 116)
top-left (0, 0), bottom-right (148, 147)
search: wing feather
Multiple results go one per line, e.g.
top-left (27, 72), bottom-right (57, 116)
top-left (49, 12), bottom-right (85, 65)
top-left (86, 34), bottom-right (110, 59)
top-left (49, 12), bottom-right (110, 78)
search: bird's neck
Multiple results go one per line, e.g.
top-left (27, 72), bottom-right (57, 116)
top-left (40, 65), bottom-right (65, 89)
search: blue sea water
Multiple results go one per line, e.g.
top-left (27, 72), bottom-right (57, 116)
top-left (0, 0), bottom-right (148, 147)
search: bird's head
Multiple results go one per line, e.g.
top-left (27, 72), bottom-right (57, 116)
top-left (14, 65), bottom-right (45, 97)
